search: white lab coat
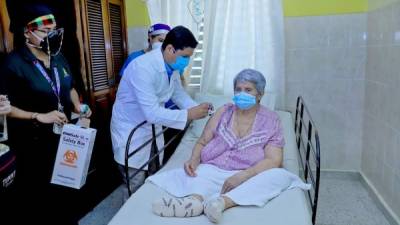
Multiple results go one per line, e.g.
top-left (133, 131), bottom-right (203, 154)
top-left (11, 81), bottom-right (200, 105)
top-left (111, 48), bottom-right (198, 170)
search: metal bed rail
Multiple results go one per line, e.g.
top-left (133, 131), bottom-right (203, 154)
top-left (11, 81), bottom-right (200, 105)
top-left (294, 96), bottom-right (321, 225)
top-left (124, 120), bottom-right (187, 196)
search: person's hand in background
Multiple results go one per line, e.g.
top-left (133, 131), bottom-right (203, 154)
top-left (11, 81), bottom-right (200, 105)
top-left (0, 95), bottom-right (11, 115)
top-left (36, 110), bottom-right (68, 124)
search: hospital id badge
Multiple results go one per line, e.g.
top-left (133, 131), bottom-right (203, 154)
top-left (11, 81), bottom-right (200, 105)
top-left (53, 104), bottom-right (64, 135)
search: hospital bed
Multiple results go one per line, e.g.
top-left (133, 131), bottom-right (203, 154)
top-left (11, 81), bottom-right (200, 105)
top-left (108, 95), bottom-right (320, 225)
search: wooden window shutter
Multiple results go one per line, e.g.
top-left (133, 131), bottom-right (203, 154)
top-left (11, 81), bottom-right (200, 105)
top-left (108, 1), bottom-right (125, 81)
top-left (77, 0), bottom-right (127, 98)
top-left (86, 0), bottom-right (109, 91)
top-left (0, 0), bottom-right (13, 54)
top-left (0, 15), bottom-right (4, 53)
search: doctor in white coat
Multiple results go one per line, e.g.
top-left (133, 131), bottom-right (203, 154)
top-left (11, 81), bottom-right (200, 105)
top-left (111, 26), bottom-right (210, 198)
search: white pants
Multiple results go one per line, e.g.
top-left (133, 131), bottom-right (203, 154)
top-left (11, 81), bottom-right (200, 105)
top-left (147, 164), bottom-right (310, 207)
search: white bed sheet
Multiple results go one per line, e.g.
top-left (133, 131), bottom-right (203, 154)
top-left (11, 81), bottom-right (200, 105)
top-left (108, 111), bottom-right (312, 225)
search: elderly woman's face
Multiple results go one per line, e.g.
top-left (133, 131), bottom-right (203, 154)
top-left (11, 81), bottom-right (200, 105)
top-left (234, 81), bottom-right (258, 96)
top-left (234, 81), bottom-right (263, 103)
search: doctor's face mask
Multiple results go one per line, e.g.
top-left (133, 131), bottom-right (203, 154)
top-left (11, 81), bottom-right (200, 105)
top-left (167, 46), bottom-right (194, 71)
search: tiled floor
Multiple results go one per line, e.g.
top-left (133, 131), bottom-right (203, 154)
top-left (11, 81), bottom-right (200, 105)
top-left (79, 171), bottom-right (393, 225)
top-left (316, 172), bottom-right (391, 225)
top-left (79, 184), bottom-right (125, 225)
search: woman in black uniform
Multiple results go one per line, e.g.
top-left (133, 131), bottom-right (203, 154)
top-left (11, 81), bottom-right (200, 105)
top-left (1, 3), bottom-right (90, 224)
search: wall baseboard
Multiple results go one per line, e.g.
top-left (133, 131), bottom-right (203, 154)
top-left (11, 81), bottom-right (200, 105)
top-left (320, 169), bottom-right (399, 225)
top-left (359, 171), bottom-right (400, 225)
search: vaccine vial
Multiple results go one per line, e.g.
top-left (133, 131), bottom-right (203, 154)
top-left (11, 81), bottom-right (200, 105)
top-left (53, 121), bottom-right (63, 135)
top-left (208, 104), bottom-right (215, 116)
top-left (0, 95), bottom-right (8, 142)
top-left (0, 114), bottom-right (7, 142)
top-left (53, 104), bottom-right (64, 135)
top-left (80, 104), bottom-right (89, 117)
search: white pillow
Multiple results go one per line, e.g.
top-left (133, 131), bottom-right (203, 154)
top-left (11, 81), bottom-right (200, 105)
top-left (261, 92), bottom-right (276, 110)
top-left (191, 93), bottom-right (276, 137)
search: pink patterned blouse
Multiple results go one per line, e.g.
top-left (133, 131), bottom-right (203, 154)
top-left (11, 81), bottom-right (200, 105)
top-left (200, 103), bottom-right (285, 171)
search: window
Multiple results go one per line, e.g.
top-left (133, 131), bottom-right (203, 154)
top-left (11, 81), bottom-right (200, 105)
top-left (187, 20), bottom-right (204, 93)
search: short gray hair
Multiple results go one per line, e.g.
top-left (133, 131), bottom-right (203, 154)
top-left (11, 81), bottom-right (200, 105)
top-left (233, 69), bottom-right (266, 94)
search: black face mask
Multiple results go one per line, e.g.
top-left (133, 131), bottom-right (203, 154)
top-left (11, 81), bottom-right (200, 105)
top-left (30, 28), bottom-right (64, 56)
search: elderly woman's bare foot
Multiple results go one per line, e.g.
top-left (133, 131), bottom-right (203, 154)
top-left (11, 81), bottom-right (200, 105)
top-left (152, 195), bottom-right (203, 217)
top-left (204, 197), bottom-right (225, 223)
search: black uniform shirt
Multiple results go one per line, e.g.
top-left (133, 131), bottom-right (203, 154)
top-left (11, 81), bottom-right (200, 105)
top-left (0, 46), bottom-right (74, 120)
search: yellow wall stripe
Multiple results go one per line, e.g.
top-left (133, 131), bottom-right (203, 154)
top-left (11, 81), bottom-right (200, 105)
top-left (125, 0), bottom-right (150, 27)
top-left (126, 0), bottom-right (395, 26)
top-left (283, 0), bottom-right (369, 17)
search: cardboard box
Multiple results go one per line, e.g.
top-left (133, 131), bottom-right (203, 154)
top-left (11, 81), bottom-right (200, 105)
top-left (51, 124), bottom-right (96, 189)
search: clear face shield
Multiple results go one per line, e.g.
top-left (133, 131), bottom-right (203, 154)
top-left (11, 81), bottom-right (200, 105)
top-left (29, 27), bottom-right (64, 56)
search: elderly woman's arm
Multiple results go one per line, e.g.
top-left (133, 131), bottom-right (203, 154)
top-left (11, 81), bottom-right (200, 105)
top-left (221, 145), bottom-right (283, 194)
top-left (245, 145), bottom-right (283, 176)
top-left (184, 106), bottom-right (225, 176)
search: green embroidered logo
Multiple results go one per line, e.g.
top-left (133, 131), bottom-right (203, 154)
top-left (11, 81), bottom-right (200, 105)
top-left (63, 68), bottom-right (70, 77)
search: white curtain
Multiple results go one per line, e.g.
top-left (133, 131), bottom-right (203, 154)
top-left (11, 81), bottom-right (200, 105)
top-left (146, 0), bottom-right (201, 37)
top-left (201, 0), bottom-right (285, 109)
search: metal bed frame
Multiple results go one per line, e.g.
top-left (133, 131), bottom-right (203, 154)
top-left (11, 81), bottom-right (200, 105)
top-left (124, 96), bottom-right (321, 224)
top-left (124, 121), bottom-right (188, 196)
top-left (294, 96), bottom-right (321, 225)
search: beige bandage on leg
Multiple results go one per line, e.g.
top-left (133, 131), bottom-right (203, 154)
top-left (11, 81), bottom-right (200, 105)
top-left (204, 197), bottom-right (225, 223)
top-left (152, 196), bottom-right (203, 217)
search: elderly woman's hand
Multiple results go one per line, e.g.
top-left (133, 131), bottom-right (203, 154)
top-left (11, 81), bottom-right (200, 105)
top-left (184, 157), bottom-right (200, 177)
top-left (221, 171), bottom-right (250, 194)
top-left (0, 95), bottom-right (11, 115)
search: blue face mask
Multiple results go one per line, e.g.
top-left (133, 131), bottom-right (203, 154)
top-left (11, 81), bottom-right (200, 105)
top-left (232, 92), bottom-right (257, 110)
top-left (169, 56), bottom-right (190, 71)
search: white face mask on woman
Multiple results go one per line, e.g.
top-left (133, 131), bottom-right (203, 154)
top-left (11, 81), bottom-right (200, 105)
top-left (151, 42), bottom-right (163, 50)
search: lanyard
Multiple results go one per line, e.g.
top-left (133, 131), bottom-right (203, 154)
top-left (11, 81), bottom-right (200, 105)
top-left (34, 60), bottom-right (61, 104)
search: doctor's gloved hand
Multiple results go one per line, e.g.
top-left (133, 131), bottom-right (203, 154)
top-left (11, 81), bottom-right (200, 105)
top-left (188, 103), bottom-right (210, 121)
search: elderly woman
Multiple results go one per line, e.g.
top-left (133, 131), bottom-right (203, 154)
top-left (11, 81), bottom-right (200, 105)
top-left (148, 69), bottom-right (309, 223)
